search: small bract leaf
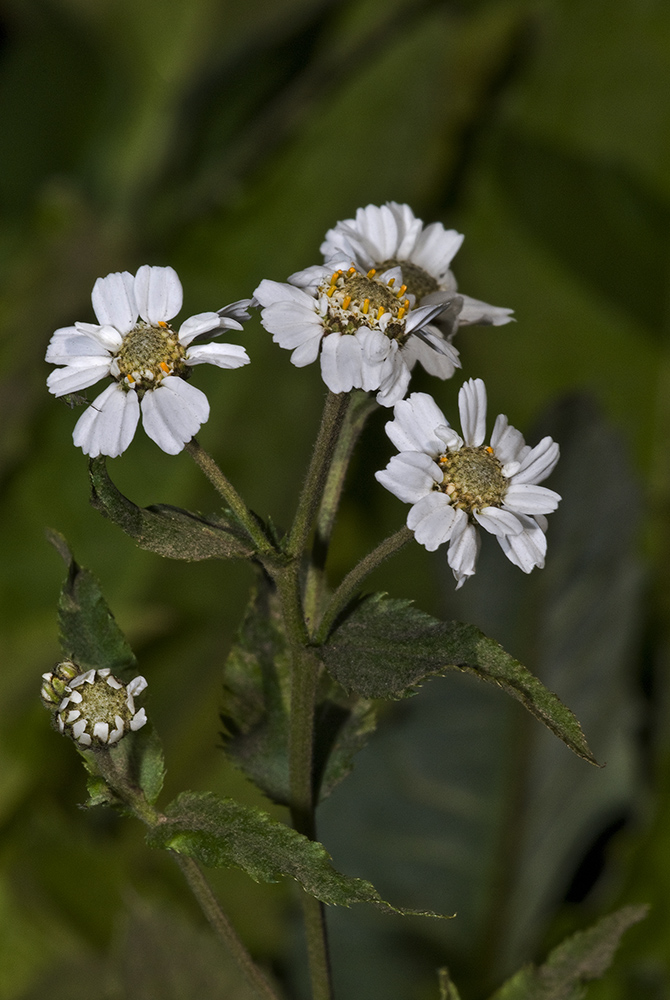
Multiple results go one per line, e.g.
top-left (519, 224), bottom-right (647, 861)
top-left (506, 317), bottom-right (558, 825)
top-left (148, 790), bottom-right (447, 917)
top-left (320, 594), bottom-right (597, 764)
top-left (48, 529), bottom-right (136, 673)
top-left (488, 905), bottom-right (648, 1000)
top-left (438, 968), bottom-right (463, 1000)
top-left (89, 457), bottom-right (253, 560)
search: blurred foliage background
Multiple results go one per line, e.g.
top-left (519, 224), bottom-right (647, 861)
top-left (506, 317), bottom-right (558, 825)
top-left (1, 0), bottom-right (669, 997)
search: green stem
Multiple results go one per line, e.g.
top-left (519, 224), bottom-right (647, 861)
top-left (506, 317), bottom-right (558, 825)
top-left (304, 391), bottom-right (378, 628)
top-left (92, 749), bottom-right (281, 1000)
top-left (285, 392), bottom-right (350, 560)
top-left (314, 525), bottom-right (414, 644)
top-left (175, 855), bottom-right (281, 1000)
top-left (186, 439), bottom-right (274, 555)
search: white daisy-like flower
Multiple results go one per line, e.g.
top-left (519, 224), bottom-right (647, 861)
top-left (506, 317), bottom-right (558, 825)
top-left (41, 662), bottom-right (148, 747)
top-left (321, 202), bottom-right (514, 377)
top-left (375, 379), bottom-right (560, 587)
top-left (46, 266), bottom-right (251, 457)
top-left (254, 262), bottom-right (457, 407)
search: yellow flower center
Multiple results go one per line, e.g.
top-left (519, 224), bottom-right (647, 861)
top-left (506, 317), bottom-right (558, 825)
top-left (437, 446), bottom-right (507, 514)
top-left (114, 321), bottom-right (186, 391)
top-left (319, 267), bottom-right (412, 341)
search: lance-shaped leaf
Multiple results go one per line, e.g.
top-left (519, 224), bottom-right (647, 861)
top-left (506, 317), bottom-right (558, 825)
top-left (221, 575), bottom-right (376, 805)
top-left (48, 529), bottom-right (136, 673)
top-left (319, 594), bottom-right (596, 764)
top-left (148, 790), bottom-right (445, 916)
top-left (488, 905), bottom-right (648, 1000)
top-left (89, 457), bottom-right (253, 560)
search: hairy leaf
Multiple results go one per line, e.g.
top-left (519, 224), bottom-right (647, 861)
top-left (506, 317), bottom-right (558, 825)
top-left (89, 457), bottom-right (253, 560)
top-left (48, 529), bottom-right (136, 673)
top-left (489, 906), bottom-right (648, 1000)
top-left (320, 594), bottom-right (596, 764)
top-left (148, 790), bottom-right (445, 917)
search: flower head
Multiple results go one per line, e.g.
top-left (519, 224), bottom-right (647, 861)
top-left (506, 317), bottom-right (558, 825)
top-left (41, 661), bottom-right (148, 747)
top-left (254, 262), bottom-right (458, 406)
top-left (375, 379), bottom-right (560, 587)
top-left (321, 202), bottom-right (513, 377)
top-left (46, 266), bottom-right (251, 457)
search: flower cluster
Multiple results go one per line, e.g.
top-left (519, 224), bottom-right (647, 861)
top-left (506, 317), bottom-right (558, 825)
top-left (41, 660), bottom-right (148, 747)
top-left (375, 380), bottom-right (560, 587)
top-left (46, 265), bottom-right (250, 458)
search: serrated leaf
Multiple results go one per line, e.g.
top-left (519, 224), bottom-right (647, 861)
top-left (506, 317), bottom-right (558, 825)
top-left (148, 790), bottom-right (446, 917)
top-left (489, 906), bottom-right (648, 1000)
top-left (89, 457), bottom-right (253, 560)
top-left (48, 529), bottom-right (136, 673)
top-left (221, 575), bottom-right (376, 804)
top-left (320, 594), bottom-right (596, 764)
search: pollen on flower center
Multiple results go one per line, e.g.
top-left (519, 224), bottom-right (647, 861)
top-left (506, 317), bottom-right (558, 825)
top-left (437, 446), bottom-right (507, 513)
top-left (377, 258), bottom-right (440, 300)
top-left (319, 267), bottom-right (412, 341)
top-left (112, 321), bottom-right (186, 390)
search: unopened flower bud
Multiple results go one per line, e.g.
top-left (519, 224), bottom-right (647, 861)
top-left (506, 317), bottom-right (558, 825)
top-left (42, 663), bottom-right (148, 748)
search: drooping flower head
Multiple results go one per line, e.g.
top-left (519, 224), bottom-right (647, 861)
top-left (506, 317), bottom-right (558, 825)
top-left (41, 660), bottom-right (148, 748)
top-left (254, 261), bottom-right (458, 407)
top-left (321, 203), bottom-right (513, 376)
top-left (46, 265), bottom-right (251, 457)
top-left (375, 379), bottom-right (560, 587)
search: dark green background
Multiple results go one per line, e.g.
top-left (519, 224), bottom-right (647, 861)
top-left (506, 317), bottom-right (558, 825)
top-left (1, 0), bottom-right (668, 997)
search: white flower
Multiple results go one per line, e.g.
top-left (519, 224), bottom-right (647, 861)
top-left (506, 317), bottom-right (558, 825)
top-left (44, 665), bottom-right (148, 747)
top-left (254, 262), bottom-right (457, 407)
top-left (46, 266), bottom-right (251, 457)
top-left (375, 379), bottom-right (560, 587)
top-left (321, 202), bottom-right (514, 377)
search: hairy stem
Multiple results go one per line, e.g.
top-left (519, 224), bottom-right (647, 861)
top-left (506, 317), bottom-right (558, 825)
top-left (186, 439), bottom-right (274, 555)
top-left (314, 525), bottom-right (414, 643)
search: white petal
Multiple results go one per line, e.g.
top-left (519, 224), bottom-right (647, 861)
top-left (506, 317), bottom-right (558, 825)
top-left (130, 708), bottom-right (147, 731)
top-left (91, 271), bottom-right (137, 333)
top-left (127, 675), bottom-right (148, 697)
top-left (513, 437), bottom-right (560, 484)
top-left (178, 311), bottom-right (229, 346)
top-left (474, 506), bottom-right (524, 537)
top-left (72, 383), bottom-right (140, 458)
top-left (47, 359), bottom-right (112, 397)
top-left (217, 298), bottom-right (252, 324)
top-left (72, 719), bottom-right (88, 739)
top-left (140, 376), bottom-right (209, 454)
top-left (186, 342), bottom-right (250, 368)
top-left (254, 278), bottom-right (316, 309)
top-left (375, 452), bottom-right (441, 503)
top-left (353, 328), bottom-right (388, 390)
top-left (376, 356), bottom-right (411, 408)
top-left (490, 414), bottom-right (526, 466)
top-left (410, 222), bottom-right (464, 278)
top-left (260, 302), bottom-right (323, 351)
top-left (134, 265), bottom-right (183, 324)
top-left (291, 336), bottom-right (322, 367)
top-left (503, 483), bottom-right (561, 514)
top-left (77, 732), bottom-right (92, 747)
top-left (458, 377), bottom-right (487, 446)
top-left (498, 514), bottom-right (547, 572)
top-left (456, 294), bottom-right (514, 327)
top-left (402, 329), bottom-right (460, 379)
top-left (287, 264), bottom-right (336, 292)
top-left (75, 322), bottom-right (124, 351)
top-left (319, 333), bottom-right (363, 393)
top-left (46, 326), bottom-right (112, 364)
top-left (385, 202), bottom-right (424, 258)
top-left (447, 514), bottom-right (479, 588)
top-left (407, 492), bottom-right (459, 551)
top-left (386, 392), bottom-right (450, 456)
top-left (93, 721), bottom-right (109, 742)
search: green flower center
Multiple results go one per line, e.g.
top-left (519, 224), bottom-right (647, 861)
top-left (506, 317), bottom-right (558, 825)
top-left (437, 446), bottom-right (507, 513)
top-left (74, 676), bottom-right (131, 727)
top-left (377, 258), bottom-right (440, 301)
top-left (319, 267), bottom-right (412, 341)
top-left (114, 321), bottom-right (186, 391)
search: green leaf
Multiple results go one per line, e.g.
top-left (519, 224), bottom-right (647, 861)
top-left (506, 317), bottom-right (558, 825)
top-left (48, 529), bottom-right (136, 673)
top-left (89, 457), bottom-right (253, 561)
top-left (221, 575), bottom-right (376, 804)
top-left (148, 790), bottom-right (446, 917)
top-left (489, 906), bottom-right (648, 1000)
top-left (320, 594), bottom-right (597, 765)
